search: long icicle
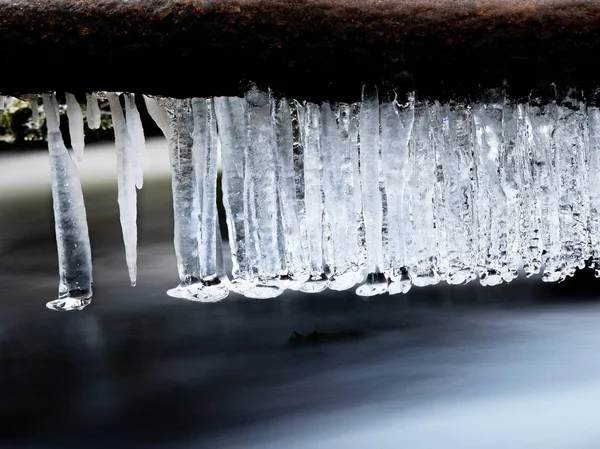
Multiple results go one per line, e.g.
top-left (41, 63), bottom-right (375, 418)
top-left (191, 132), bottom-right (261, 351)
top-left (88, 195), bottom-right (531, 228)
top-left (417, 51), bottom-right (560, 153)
top-left (42, 92), bottom-right (93, 311)
top-left (356, 85), bottom-right (388, 295)
top-left (160, 97), bottom-right (204, 299)
top-left (272, 97), bottom-right (307, 288)
top-left (192, 97), bottom-right (229, 301)
top-left (299, 102), bottom-right (329, 293)
top-left (214, 96), bottom-right (252, 290)
top-left (107, 93), bottom-right (138, 286)
top-left (242, 87), bottom-right (284, 298)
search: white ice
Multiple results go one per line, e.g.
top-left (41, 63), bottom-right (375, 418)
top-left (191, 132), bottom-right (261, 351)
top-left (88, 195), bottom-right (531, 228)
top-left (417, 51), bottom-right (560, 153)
top-left (124, 94), bottom-right (146, 189)
top-left (86, 92), bottom-right (102, 130)
top-left (107, 92), bottom-right (138, 287)
top-left (66, 93), bottom-right (85, 163)
top-left (41, 92), bottom-right (93, 311)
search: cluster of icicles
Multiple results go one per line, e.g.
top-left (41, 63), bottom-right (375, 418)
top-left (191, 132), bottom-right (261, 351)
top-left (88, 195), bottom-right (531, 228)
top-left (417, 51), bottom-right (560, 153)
top-left (7, 84), bottom-right (600, 310)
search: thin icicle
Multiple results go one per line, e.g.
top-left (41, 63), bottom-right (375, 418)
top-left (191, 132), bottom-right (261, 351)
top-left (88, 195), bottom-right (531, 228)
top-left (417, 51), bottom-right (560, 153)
top-left (516, 103), bottom-right (542, 277)
top-left (192, 97), bottom-right (229, 301)
top-left (381, 91), bottom-right (414, 294)
top-left (42, 92), bottom-right (93, 311)
top-left (328, 103), bottom-right (364, 290)
top-left (554, 87), bottom-right (590, 277)
top-left (272, 97), bottom-right (307, 287)
top-left (86, 93), bottom-right (102, 130)
top-left (107, 93), bottom-right (137, 287)
top-left (528, 86), bottom-right (562, 282)
top-left (124, 94), bottom-right (146, 189)
top-left (299, 102), bottom-right (329, 293)
top-left (472, 88), bottom-right (508, 286)
top-left (443, 100), bottom-right (477, 285)
top-left (405, 101), bottom-right (439, 287)
top-left (499, 92), bottom-right (521, 283)
top-left (66, 93), bottom-right (85, 162)
top-left (588, 89), bottom-right (600, 276)
top-left (214, 96), bottom-right (253, 291)
top-left (160, 97), bottom-right (204, 299)
top-left (356, 85), bottom-right (388, 296)
top-left (243, 87), bottom-right (284, 298)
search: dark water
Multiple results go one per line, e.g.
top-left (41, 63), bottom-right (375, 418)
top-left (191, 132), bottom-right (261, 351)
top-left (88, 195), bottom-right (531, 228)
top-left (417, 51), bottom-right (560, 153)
top-left (2, 142), bottom-right (600, 449)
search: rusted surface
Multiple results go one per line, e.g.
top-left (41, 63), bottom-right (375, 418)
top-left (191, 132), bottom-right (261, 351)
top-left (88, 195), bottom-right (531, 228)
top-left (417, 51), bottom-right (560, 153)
top-left (1, 0), bottom-right (600, 102)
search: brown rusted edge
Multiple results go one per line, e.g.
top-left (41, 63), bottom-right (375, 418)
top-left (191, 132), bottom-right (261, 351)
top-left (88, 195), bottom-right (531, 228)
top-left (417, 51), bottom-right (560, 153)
top-left (1, 0), bottom-right (600, 103)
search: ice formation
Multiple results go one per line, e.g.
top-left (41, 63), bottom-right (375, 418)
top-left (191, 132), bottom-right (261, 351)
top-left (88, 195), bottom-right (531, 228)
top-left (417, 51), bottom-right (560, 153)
top-left (107, 93), bottom-right (138, 287)
top-left (66, 93), bottom-right (85, 162)
top-left (32, 84), bottom-right (600, 309)
top-left (86, 92), bottom-right (102, 130)
top-left (42, 93), bottom-right (93, 311)
top-left (124, 94), bottom-right (145, 189)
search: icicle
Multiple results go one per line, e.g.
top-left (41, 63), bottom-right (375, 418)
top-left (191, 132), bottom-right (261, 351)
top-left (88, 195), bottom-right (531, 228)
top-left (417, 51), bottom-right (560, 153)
top-left (356, 85), bottom-right (388, 296)
top-left (588, 89), bottom-right (600, 276)
top-left (290, 100), bottom-right (312, 290)
top-left (159, 97), bottom-right (204, 299)
top-left (528, 86), bottom-right (563, 282)
top-left (350, 103), bottom-right (368, 283)
top-left (320, 102), bottom-right (357, 290)
top-left (329, 103), bottom-right (364, 290)
top-left (499, 92), bottom-right (521, 282)
top-left (242, 87), bottom-right (284, 298)
top-left (23, 94), bottom-right (40, 125)
top-left (472, 89), bottom-right (509, 286)
top-left (442, 100), bottom-right (477, 285)
top-left (124, 94), bottom-right (146, 189)
top-left (272, 97), bottom-right (308, 288)
top-left (214, 96), bottom-right (253, 291)
top-left (516, 102), bottom-right (542, 277)
top-left (192, 97), bottom-right (229, 302)
top-left (428, 100), bottom-right (450, 283)
top-left (405, 101), bottom-right (439, 287)
top-left (554, 87), bottom-right (590, 277)
top-left (380, 91), bottom-right (414, 294)
top-left (86, 92), bottom-right (102, 130)
top-left (42, 93), bottom-right (93, 311)
top-left (66, 93), bottom-right (85, 162)
top-left (299, 102), bottom-right (329, 293)
top-left (107, 93), bottom-right (138, 287)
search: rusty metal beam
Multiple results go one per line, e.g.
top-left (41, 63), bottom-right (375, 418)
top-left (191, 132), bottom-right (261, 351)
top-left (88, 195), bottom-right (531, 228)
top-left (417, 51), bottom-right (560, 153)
top-left (1, 0), bottom-right (600, 102)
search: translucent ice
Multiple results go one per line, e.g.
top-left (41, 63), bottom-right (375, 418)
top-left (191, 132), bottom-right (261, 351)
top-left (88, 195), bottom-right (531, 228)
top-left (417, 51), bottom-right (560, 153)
top-left (66, 93), bottom-right (85, 163)
top-left (192, 97), bottom-right (229, 301)
top-left (42, 93), bottom-right (93, 311)
top-left (160, 98), bottom-right (204, 299)
top-left (86, 92), bottom-right (102, 130)
top-left (124, 94), bottom-right (145, 189)
top-left (107, 93), bottom-right (138, 286)
top-left (33, 83), bottom-right (600, 309)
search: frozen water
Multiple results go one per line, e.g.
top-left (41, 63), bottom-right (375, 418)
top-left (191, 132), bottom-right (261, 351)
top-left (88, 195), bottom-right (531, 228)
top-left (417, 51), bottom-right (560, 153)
top-left (192, 97), bottom-right (229, 301)
top-left (124, 94), bottom-right (146, 189)
top-left (42, 93), bottom-right (93, 311)
top-left (33, 84), bottom-right (600, 308)
top-left (107, 93), bottom-right (138, 287)
top-left (160, 98), bottom-right (204, 299)
top-left (66, 93), bottom-right (85, 163)
top-left (86, 92), bottom-right (102, 130)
